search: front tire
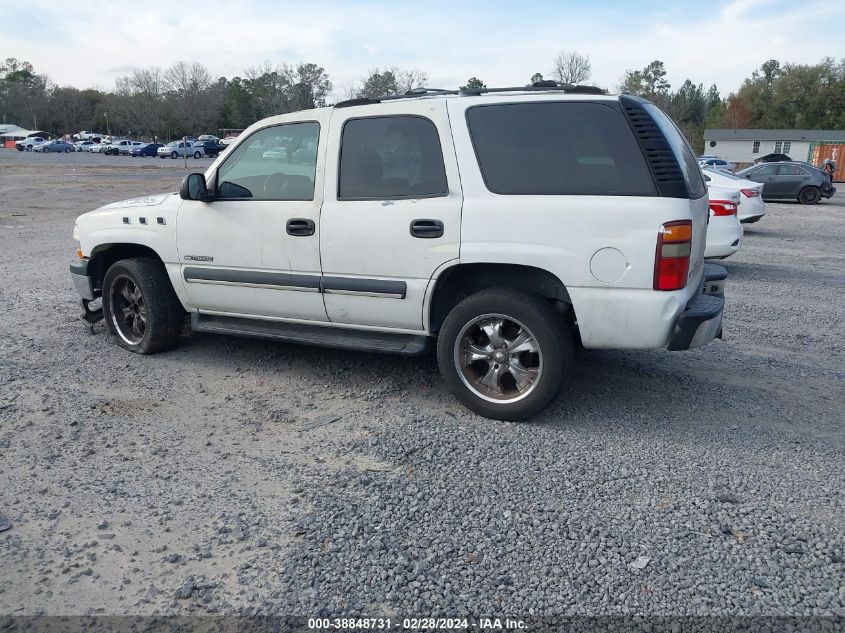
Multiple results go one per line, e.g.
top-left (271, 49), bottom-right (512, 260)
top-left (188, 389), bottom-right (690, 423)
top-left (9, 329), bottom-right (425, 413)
top-left (436, 288), bottom-right (573, 420)
top-left (170, 151), bottom-right (178, 159)
top-left (102, 258), bottom-right (185, 354)
top-left (798, 186), bottom-right (820, 205)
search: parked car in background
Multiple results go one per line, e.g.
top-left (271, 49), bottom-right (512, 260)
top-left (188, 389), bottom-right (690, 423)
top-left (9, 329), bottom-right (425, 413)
top-left (262, 146), bottom-right (288, 160)
top-left (75, 131), bottom-right (103, 141)
top-left (89, 142), bottom-right (106, 154)
top-left (35, 140), bottom-right (75, 153)
top-left (197, 134), bottom-right (220, 143)
top-left (753, 153), bottom-right (792, 164)
top-left (105, 139), bottom-right (134, 155)
top-left (75, 140), bottom-right (95, 151)
top-left (16, 136), bottom-right (45, 151)
top-left (157, 141), bottom-right (203, 159)
top-left (119, 141), bottom-right (146, 156)
top-left (194, 139), bottom-right (222, 157)
top-left (736, 162), bottom-right (836, 204)
top-left (220, 133), bottom-right (240, 146)
top-left (702, 168), bottom-right (766, 223)
top-left (704, 185), bottom-right (743, 259)
top-left (131, 143), bottom-right (164, 157)
top-left (698, 156), bottom-right (735, 171)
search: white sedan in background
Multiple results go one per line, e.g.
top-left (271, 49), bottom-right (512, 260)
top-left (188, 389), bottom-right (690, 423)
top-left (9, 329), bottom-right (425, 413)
top-left (704, 168), bottom-right (766, 224)
top-left (705, 184), bottom-right (743, 259)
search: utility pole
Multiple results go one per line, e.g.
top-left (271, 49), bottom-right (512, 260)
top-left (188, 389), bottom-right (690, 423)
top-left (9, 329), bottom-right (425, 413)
top-left (104, 111), bottom-right (110, 138)
top-left (183, 135), bottom-right (188, 169)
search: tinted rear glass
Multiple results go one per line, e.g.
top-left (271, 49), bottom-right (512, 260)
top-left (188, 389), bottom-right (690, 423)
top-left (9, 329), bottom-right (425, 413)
top-left (466, 102), bottom-right (656, 196)
top-left (339, 116), bottom-right (447, 199)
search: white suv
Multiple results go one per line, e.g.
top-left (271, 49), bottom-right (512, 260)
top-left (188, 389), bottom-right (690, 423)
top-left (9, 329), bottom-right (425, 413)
top-left (70, 85), bottom-right (726, 420)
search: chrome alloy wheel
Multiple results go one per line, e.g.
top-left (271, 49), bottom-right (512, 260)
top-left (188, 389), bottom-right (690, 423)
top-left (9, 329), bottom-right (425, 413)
top-left (453, 313), bottom-right (543, 403)
top-left (110, 275), bottom-right (147, 345)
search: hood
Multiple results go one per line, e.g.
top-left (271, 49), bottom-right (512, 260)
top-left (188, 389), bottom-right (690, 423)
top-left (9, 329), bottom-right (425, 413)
top-left (98, 193), bottom-right (176, 211)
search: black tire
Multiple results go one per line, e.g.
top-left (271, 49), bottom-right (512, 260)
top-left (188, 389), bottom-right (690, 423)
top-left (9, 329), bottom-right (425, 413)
top-left (170, 151), bottom-right (178, 159)
top-left (436, 288), bottom-right (573, 420)
top-left (102, 258), bottom-right (185, 354)
top-left (193, 151), bottom-right (201, 159)
top-left (798, 186), bottom-right (820, 205)
top-left (64, 147), bottom-right (70, 153)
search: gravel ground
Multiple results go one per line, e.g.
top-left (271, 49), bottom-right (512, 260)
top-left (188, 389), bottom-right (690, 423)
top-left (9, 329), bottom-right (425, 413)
top-left (0, 151), bottom-right (843, 619)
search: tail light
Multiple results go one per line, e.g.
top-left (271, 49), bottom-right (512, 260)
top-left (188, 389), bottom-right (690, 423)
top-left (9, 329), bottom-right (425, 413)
top-left (654, 220), bottom-right (692, 291)
top-left (709, 200), bottom-right (738, 216)
top-left (740, 188), bottom-right (759, 198)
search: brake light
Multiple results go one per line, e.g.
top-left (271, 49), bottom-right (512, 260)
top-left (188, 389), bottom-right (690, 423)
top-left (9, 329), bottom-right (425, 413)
top-left (740, 188), bottom-right (759, 198)
top-left (654, 220), bottom-right (692, 291)
top-left (709, 200), bottom-right (738, 216)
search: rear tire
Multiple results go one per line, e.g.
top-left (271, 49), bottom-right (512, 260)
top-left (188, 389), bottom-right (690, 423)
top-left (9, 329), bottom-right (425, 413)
top-left (102, 258), bottom-right (185, 355)
top-left (436, 288), bottom-right (573, 420)
top-left (193, 151), bottom-right (201, 159)
top-left (798, 186), bottom-right (820, 205)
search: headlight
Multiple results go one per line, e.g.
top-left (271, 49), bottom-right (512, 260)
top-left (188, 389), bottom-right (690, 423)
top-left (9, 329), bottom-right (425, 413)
top-left (72, 225), bottom-right (80, 242)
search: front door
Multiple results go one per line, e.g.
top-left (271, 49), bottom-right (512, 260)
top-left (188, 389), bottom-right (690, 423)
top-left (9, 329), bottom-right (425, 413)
top-left (176, 119), bottom-right (328, 321)
top-left (747, 164), bottom-right (778, 197)
top-left (319, 102), bottom-right (462, 331)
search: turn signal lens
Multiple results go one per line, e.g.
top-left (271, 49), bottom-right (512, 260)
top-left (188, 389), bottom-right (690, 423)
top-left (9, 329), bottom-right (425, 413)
top-left (76, 248), bottom-right (84, 259)
top-left (661, 223), bottom-right (693, 242)
top-left (654, 220), bottom-right (692, 291)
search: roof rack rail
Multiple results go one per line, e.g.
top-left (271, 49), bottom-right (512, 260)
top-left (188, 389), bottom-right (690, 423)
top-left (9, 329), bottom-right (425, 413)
top-left (334, 82), bottom-right (606, 107)
top-left (460, 81), bottom-right (606, 96)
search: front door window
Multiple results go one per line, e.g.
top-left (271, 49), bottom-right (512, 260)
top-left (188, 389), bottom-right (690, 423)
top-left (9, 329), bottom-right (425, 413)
top-left (217, 122), bottom-right (320, 201)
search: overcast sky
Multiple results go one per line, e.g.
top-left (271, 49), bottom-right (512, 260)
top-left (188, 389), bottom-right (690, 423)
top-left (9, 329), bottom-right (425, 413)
top-left (2, 0), bottom-right (843, 97)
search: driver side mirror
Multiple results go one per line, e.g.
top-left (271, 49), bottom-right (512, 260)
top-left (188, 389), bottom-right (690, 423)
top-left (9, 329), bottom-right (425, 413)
top-left (180, 173), bottom-right (214, 201)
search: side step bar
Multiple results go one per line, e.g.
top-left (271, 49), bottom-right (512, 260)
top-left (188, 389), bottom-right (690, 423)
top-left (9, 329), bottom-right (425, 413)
top-left (191, 313), bottom-right (431, 356)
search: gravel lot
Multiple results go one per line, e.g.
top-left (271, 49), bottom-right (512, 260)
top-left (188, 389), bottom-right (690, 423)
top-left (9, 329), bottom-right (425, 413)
top-left (0, 151), bottom-right (843, 620)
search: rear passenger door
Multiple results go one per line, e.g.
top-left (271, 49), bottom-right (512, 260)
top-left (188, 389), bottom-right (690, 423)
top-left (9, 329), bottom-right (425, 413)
top-left (319, 101), bottom-right (462, 331)
top-left (773, 163), bottom-right (811, 197)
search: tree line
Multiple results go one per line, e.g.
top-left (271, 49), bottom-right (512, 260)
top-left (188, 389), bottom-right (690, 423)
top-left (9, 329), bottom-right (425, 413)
top-left (2, 54), bottom-right (843, 150)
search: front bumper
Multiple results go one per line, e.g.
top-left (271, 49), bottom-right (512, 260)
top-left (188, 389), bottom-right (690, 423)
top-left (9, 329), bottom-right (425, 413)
top-left (667, 263), bottom-right (726, 351)
top-left (70, 259), bottom-right (96, 300)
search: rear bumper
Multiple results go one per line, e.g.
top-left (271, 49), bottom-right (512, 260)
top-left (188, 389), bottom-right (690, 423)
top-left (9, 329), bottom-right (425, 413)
top-left (740, 215), bottom-right (764, 224)
top-left (822, 186), bottom-right (836, 199)
top-left (667, 263), bottom-right (726, 351)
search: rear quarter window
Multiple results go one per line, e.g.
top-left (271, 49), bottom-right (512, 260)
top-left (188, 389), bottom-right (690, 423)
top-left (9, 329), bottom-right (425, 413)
top-left (642, 103), bottom-right (707, 199)
top-left (466, 102), bottom-right (657, 196)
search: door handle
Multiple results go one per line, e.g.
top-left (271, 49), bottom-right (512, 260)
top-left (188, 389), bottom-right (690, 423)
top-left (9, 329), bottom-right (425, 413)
top-left (286, 218), bottom-right (315, 236)
top-left (410, 219), bottom-right (444, 238)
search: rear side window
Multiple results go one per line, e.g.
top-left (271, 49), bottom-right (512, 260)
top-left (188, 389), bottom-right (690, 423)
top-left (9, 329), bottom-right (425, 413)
top-left (466, 102), bottom-right (656, 196)
top-left (339, 116), bottom-right (448, 199)
top-left (753, 165), bottom-right (778, 177)
top-left (777, 164), bottom-right (806, 176)
top-left (643, 103), bottom-right (707, 199)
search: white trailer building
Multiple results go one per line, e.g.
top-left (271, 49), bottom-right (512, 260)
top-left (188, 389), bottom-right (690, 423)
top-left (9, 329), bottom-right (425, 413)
top-left (703, 129), bottom-right (845, 165)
